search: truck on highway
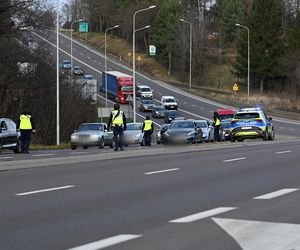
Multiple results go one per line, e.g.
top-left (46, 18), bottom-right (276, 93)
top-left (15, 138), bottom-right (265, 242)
top-left (100, 71), bottom-right (134, 104)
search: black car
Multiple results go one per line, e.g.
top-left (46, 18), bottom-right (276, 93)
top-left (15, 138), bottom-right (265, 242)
top-left (0, 118), bottom-right (21, 153)
top-left (164, 110), bottom-right (183, 124)
top-left (161, 119), bottom-right (203, 144)
top-left (152, 105), bottom-right (167, 118)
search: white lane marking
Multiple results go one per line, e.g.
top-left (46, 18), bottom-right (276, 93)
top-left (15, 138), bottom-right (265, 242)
top-left (253, 188), bottom-right (299, 200)
top-left (276, 150), bottom-right (291, 154)
top-left (279, 127), bottom-right (284, 129)
top-left (290, 128), bottom-right (294, 131)
top-left (184, 102), bottom-right (187, 104)
top-left (88, 56), bottom-right (91, 59)
top-left (32, 154), bottom-right (55, 157)
top-left (16, 185), bottom-right (75, 196)
top-left (67, 234), bottom-right (142, 250)
top-left (169, 207), bottom-right (237, 223)
top-left (223, 157), bottom-right (247, 163)
top-left (80, 52), bottom-right (84, 55)
top-left (0, 157), bottom-right (13, 160)
top-left (50, 52), bottom-right (54, 56)
top-left (144, 168), bottom-right (180, 175)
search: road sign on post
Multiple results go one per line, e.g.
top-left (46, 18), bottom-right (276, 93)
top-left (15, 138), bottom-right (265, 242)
top-left (233, 83), bottom-right (239, 92)
top-left (79, 22), bottom-right (89, 33)
top-left (149, 45), bottom-right (156, 56)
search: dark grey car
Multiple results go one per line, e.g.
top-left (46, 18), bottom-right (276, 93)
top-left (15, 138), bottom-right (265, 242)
top-left (0, 118), bottom-right (21, 153)
top-left (138, 99), bottom-right (156, 112)
top-left (152, 105), bottom-right (167, 118)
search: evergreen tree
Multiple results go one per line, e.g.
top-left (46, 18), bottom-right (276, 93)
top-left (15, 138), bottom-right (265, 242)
top-left (234, 0), bottom-right (287, 93)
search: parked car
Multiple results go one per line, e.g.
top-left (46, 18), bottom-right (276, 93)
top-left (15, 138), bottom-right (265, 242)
top-left (221, 119), bottom-right (232, 140)
top-left (123, 123), bottom-right (144, 146)
top-left (83, 74), bottom-right (94, 80)
top-left (195, 120), bottom-right (214, 142)
top-left (161, 96), bottom-right (178, 110)
top-left (73, 66), bottom-right (84, 75)
top-left (70, 123), bottom-right (114, 150)
top-left (0, 118), bottom-right (21, 153)
top-left (156, 123), bottom-right (170, 144)
top-left (161, 119), bottom-right (203, 144)
top-left (164, 110), bottom-right (183, 124)
top-left (152, 105), bottom-right (167, 118)
top-left (136, 85), bottom-right (153, 99)
top-left (62, 59), bottom-right (71, 69)
top-left (138, 99), bottom-right (155, 112)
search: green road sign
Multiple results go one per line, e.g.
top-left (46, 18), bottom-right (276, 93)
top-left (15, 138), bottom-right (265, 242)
top-left (149, 45), bottom-right (156, 56)
top-left (79, 22), bottom-right (89, 33)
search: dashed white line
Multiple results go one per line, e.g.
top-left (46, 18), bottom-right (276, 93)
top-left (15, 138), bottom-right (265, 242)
top-left (276, 150), bottom-right (291, 154)
top-left (88, 56), bottom-right (92, 59)
top-left (223, 157), bottom-right (247, 163)
top-left (144, 168), bottom-right (180, 175)
top-left (279, 127), bottom-right (284, 129)
top-left (80, 52), bottom-right (84, 55)
top-left (67, 234), bottom-right (142, 250)
top-left (32, 154), bottom-right (55, 157)
top-left (184, 102), bottom-right (188, 104)
top-left (253, 188), bottom-right (299, 200)
top-left (16, 185), bottom-right (75, 196)
top-left (169, 207), bottom-right (237, 223)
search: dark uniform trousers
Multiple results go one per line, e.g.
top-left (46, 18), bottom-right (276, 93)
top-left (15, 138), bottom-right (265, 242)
top-left (113, 125), bottom-right (124, 150)
top-left (214, 125), bottom-right (221, 142)
top-left (20, 129), bottom-right (32, 153)
top-left (143, 131), bottom-right (152, 146)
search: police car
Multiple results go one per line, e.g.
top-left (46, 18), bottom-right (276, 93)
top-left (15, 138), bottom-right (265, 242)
top-left (229, 107), bottom-right (275, 142)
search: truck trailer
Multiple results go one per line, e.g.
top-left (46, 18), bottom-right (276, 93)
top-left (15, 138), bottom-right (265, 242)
top-left (100, 71), bottom-right (134, 104)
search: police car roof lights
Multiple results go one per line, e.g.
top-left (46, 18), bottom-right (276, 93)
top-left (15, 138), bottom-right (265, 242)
top-left (239, 106), bottom-right (262, 112)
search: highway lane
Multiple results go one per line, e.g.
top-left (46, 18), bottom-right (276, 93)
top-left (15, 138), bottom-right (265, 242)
top-left (1, 141), bottom-right (300, 249)
top-left (32, 29), bottom-right (300, 137)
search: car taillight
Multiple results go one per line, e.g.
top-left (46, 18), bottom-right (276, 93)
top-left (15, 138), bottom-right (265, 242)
top-left (256, 119), bottom-right (263, 123)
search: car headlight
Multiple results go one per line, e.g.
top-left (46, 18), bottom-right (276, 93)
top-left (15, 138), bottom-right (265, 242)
top-left (71, 134), bottom-right (78, 139)
top-left (187, 132), bottom-right (194, 137)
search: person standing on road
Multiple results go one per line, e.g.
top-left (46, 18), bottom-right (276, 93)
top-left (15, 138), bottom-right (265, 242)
top-left (16, 111), bottom-right (36, 153)
top-left (107, 103), bottom-right (127, 151)
top-left (142, 115), bottom-right (153, 146)
top-left (213, 112), bottom-right (221, 142)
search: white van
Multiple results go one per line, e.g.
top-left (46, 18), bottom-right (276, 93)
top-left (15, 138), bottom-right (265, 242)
top-left (161, 96), bottom-right (178, 110)
top-left (136, 85), bottom-right (153, 99)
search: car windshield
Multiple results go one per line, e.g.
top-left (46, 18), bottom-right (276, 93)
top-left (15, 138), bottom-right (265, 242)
top-left (170, 121), bottom-right (194, 129)
top-left (196, 121), bottom-right (208, 128)
top-left (120, 85), bottom-right (133, 92)
top-left (235, 112), bottom-right (260, 119)
top-left (142, 100), bottom-right (153, 104)
top-left (78, 124), bottom-right (103, 131)
top-left (221, 122), bottom-right (231, 128)
top-left (141, 87), bottom-right (151, 92)
top-left (155, 106), bottom-right (165, 111)
top-left (167, 111), bottom-right (180, 117)
top-left (126, 123), bottom-right (142, 130)
top-left (219, 114), bottom-right (234, 120)
top-left (165, 99), bottom-right (175, 103)
top-left (74, 66), bottom-right (80, 70)
top-left (63, 60), bottom-right (70, 64)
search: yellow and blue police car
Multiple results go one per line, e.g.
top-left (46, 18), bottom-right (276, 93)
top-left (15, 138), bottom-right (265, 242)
top-left (229, 107), bottom-right (275, 142)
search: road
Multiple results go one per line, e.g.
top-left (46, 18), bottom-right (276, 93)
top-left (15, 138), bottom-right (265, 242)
top-left (31, 29), bottom-right (300, 136)
top-left (1, 140), bottom-right (300, 249)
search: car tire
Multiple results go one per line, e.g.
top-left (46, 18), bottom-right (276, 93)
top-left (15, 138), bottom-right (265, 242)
top-left (13, 138), bottom-right (22, 153)
top-left (237, 138), bottom-right (244, 142)
top-left (83, 146), bottom-right (88, 149)
top-left (263, 131), bottom-right (268, 141)
top-left (99, 137), bottom-right (104, 149)
top-left (230, 136), bottom-right (235, 142)
top-left (268, 129), bottom-right (275, 141)
top-left (71, 145), bottom-right (77, 150)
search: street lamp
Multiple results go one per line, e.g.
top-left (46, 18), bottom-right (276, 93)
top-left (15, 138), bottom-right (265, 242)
top-left (180, 18), bottom-right (192, 90)
top-left (105, 25), bottom-right (119, 107)
top-left (56, 0), bottom-right (60, 145)
top-left (71, 19), bottom-right (84, 75)
top-left (235, 23), bottom-right (250, 104)
top-left (132, 5), bottom-right (156, 123)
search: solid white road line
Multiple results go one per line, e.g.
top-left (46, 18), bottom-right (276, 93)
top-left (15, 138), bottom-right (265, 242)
top-left (32, 154), bottom-right (56, 157)
top-left (276, 150), bottom-right (291, 154)
top-left (223, 157), bottom-right (247, 163)
top-left (144, 168), bottom-right (180, 175)
top-left (67, 234), bottom-right (142, 250)
top-left (253, 188), bottom-right (299, 200)
top-left (169, 207), bottom-right (237, 223)
top-left (16, 185), bottom-right (75, 196)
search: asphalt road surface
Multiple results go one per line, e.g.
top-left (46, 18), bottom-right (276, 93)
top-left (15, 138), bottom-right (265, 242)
top-left (1, 140), bottom-right (300, 249)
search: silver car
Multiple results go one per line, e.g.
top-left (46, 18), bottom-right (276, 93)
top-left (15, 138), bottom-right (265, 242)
top-left (138, 99), bottom-right (155, 112)
top-left (123, 123), bottom-right (144, 146)
top-left (195, 120), bottom-right (214, 142)
top-left (70, 123), bottom-right (114, 150)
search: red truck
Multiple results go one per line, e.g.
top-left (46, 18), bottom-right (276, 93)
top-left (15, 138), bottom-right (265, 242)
top-left (101, 71), bottom-right (134, 104)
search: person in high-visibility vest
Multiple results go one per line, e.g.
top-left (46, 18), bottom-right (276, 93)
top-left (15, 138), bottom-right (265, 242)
top-left (107, 103), bottom-right (127, 151)
top-left (142, 115), bottom-right (154, 146)
top-left (16, 111), bottom-right (36, 153)
top-left (213, 112), bottom-right (221, 142)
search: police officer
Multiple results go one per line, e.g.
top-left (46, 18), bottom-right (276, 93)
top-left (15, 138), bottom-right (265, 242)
top-left (16, 111), bottom-right (36, 153)
top-left (213, 112), bottom-right (221, 142)
top-left (142, 115), bottom-right (153, 146)
top-left (107, 103), bottom-right (127, 151)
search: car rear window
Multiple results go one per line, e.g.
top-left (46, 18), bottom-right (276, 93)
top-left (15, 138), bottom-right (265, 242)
top-left (235, 112), bottom-right (260, 119)
top-left (78, 124), bottom-right (103, 131)
top-left (196, 121), bottom-right (208, 128)
top-left (170, 121), bottom-right (194, 129)
top-left (165, 99), bottom-right (176, 103)
top-left (126, 123), bottom-right (142, 130)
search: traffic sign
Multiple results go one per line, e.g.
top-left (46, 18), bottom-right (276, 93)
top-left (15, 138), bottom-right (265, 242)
top-left (149, 45), bottom-right (156, 56)
top-left (79, 22), bottom-right (89, 33)
top-left (233, 83), bottom-right (239, 92)
top-left (126, 95), bottom-right (133, 102)
top-left (137, 56), bottom-right (142, 61)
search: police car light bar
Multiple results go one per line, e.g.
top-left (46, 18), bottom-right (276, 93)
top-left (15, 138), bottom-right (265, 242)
top-left (239, 106), bottom-right (262, 112)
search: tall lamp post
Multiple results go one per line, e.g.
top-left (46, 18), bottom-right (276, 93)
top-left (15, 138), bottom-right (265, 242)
top-left (71, 19), bottom-right (83, 75)
top-left (132, 5), bottom-right (156, 123)
top-left (105, 25), bottom-right (119, 107)
top-left (235, 23), bottom-right (250, 104)
top-left (56, 0), bottom-right (60, 145)
top-left (180, 18), bottom-right (192, 90)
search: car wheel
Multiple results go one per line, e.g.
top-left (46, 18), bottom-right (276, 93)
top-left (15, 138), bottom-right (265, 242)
top-left (13, 138), bottom-right (22, 153)
top-left (263, 131), bottom-right (268, 141)
top-left (230, 136), bottom-right (235, 142)
top-left (99, 137), bottom-right (105, 149)
top-left (268, 129), bottom-right (275, 141)
top-left (83, 146), bottom-right (88, 149)
top-left (71, 145), bottom-right (77, 150)
top-left (237, 138), bottom-right (244, 142)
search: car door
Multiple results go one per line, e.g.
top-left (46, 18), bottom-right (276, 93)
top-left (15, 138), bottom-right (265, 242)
top-left (7, 119), bottom-right (18, 145)
top-left (0, 119), bottom-right (10, 147)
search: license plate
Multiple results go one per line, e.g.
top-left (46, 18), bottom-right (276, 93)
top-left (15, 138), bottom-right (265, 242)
top-left (241, 126), bottom-right (252, 130)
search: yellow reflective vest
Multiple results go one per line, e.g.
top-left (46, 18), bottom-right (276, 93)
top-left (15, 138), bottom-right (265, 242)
top-left (143, 120), bottom-right (153, 131)
top-left (215, 118), bottom-right (221, 126)
top-left (111, 110), bottom-right (124, 125)
top-left (19, 114), bottom-right (32, 129)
